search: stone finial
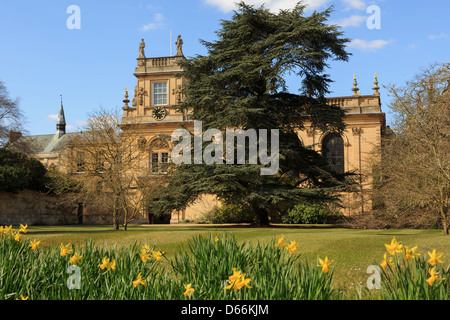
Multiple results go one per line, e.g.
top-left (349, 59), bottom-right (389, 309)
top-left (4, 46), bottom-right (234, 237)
top-left (372, 73), bottom-right (380, 96)
top-left (122, 88), bottom-right (130, 110)
top-left (352, 74), bottom-right (359, 96)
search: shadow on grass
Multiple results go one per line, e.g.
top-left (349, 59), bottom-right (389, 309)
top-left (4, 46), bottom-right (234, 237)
top-left (27, 223), bottom-right (346, 235)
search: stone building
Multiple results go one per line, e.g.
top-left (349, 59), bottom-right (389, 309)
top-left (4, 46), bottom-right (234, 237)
top-left (8, 37), bottom-right (386, 223)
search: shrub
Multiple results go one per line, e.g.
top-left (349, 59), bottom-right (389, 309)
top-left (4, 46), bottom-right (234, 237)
top-left (198, 204), bottom-right (254, 224)
top-left (281, 202), bottom-right (331, 224)
top-left (0, 148), bottom-right (47, 193)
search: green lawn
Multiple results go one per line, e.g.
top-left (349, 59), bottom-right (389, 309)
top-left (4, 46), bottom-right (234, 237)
top-left (20, 223), bottom-right (450, 295)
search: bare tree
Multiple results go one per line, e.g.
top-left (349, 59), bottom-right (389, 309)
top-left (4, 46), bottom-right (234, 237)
top-left (67, 107), bottom-right (156, 230)
top-left (373, 63), bottom-right (450, 234)
top-left (0, 80), bottom-right (25, 148)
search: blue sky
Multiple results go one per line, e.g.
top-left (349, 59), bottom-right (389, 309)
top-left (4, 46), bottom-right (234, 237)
top-left (0, 0), bottom-right (449, 135)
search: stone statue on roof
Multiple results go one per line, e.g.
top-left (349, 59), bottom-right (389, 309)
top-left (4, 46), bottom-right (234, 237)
top-left (138, 39), bottom-right (146, 58)
top-left (175, 35), bottom-right (183, 56)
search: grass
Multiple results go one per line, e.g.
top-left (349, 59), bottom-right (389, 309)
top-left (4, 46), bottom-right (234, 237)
top-left (15, 223), bottom-right (450, 296)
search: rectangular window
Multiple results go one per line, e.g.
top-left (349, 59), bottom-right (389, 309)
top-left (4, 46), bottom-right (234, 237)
top-left (152, 82), bottom-right (167, 105)
top-left (150, 152), bottom-right (169, 173)
top-left (161, 152), bottom-right (169, 172)
top-left (76, 152), bottom-right (85, 173)
top-left (151, 152), bottom-right (159, 172)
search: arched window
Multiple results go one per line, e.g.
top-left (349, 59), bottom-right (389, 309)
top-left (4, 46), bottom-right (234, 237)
top-left (322, 133), bottom-right (344, 174)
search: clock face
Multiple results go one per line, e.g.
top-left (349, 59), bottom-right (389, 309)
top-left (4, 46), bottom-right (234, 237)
top-left (152, 106), bottom-right (167, 120)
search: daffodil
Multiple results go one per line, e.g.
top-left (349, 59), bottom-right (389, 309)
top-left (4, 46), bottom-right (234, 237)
top-left (234, 276), bottom-right (252, 290)
top-left (140, 251), bottom-right (151, 263)
top-left (19, 224), bottom-right (28, 234)
top-left (152, 250), bottom-right (164, 262)
top-left (14, 232), bottom-right (21, 242)
top-left (16, 295), bottom-right (28, 300)
top-left (318, 257), bottom-right (334, 273)
top-left (98, 256), bottom-right (115, 271)
top-left (215, 236), bottom-right (219, 242)
top-left (183, 283), bottom-right (195, 297)
top-left (29, 239), bottom-right (40, 250)
top-left (404, 246), bottom-right (420, 261)
top-left (224, 269), bottom-right (252, 291)
top-left (109, 258), bottom-right (116, 271)
top-left (276, 235), bottom-right (286, 247)
top-left (59, 243), bottom-right (73, 257)
top-left (384, 237), bottom-right (403, 255)
top-left (69, 252), bottom-right (83, 265)
top-left (426, 267), bottom-right (445, 286)
top-left (427, 249), bottom-right (443, 265)
top-left (380, 253), bottom-right (394, 269)
top-left (3, 225), bottom-right (12, 236)
top-left (133, 273), bottom-right (147, 287)
top-left (228, 268), bottom-right (243, 282)
top-left (286, 240), bottom-right (298, 254)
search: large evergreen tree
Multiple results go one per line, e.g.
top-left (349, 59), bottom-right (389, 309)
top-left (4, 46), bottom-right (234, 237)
top-left (149, 2), bottom-right (352, 226)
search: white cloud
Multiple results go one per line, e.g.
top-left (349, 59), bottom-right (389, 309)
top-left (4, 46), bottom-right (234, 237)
top-left (341, 0), bottom-right (366, 10)
top-left (203, 0), bottom-right (331, 13)
top-left (330, 14), bottom-right (366, 27)
top-left (428, 32), bottom-right (448, 40)
top-left (75, 120), bottom-right (88, 127)
top-left (66, 124), bottom-right (77, 132)
top-left (139, 13), bottom-right (165, 31)
top-left (48, 114), bottom-right (58, 120)
top-left (347, 39), bottom-right (391, 51)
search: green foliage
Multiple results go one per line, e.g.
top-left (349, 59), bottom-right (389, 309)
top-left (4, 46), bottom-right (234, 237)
top-left (0, 148), bottom-right (47, 193)
top-left (0, 230), bottom-right (335, 300)
top-left (154, 2), bottom-right (351, 226)
top-left (201, 204), bottom-right (255, 224)
top-left (282, 202), bottom-right (331, 224)
top-left (171, 234), bottom-right (335, 300)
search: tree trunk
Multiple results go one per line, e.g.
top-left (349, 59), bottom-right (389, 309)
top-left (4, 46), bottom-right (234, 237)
top-left (252, 206), bottom-right (270, 227)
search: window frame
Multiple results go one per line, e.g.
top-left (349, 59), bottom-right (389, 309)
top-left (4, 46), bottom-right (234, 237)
top-left (152, 81), bottom-right (168, 106)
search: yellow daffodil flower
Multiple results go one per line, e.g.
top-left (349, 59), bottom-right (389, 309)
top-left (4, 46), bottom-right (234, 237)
top-left (286, 240), bottom-right (298, 254)
top-left (140, 251), bottom-right (151, 263)
top-left (276, 235), bottom-right (286, 247)
top-left (224, 269), bottom-right (252, 291)
top-left (228, 268), bottom-right (243, 282)
top-left (99, 257), bottom-right (110, 269)
top-left (19, 224), bottom-right (28, 234)
top-left (384, 237), bottom-right (403, 255)
top-left (3, 225), bottom-right (12, 236)
top-left (318, 257), bottom-right (334, 273)
top-left (380, 253), bottom-right (394, 269)
top-left (183, 283), bottom-right (195, 297)
top-left (152, 250), bottom-right (164, 262)
top-left (426, 267), bottom-right (445, 286)
top-left (404, 246), bottom-right (420, 261)
top-left (133, 273), bottom-right (147, 287)
top-left (215, 236), bottom-right (219, 242)
top-left (14, 232), bottom-right (21, 242)
top-left (427, 249), bottom-right (444, 265)
top-left (98, 257), bottom-right (115, 271)
top-left (69, 252), bottom-right (83, 265)
top-left (59, 243), bottom-right (73, 257)
top-left (29, 239), bottom-right (40, 250)
top-left (16, 295), bottom-right (28, 300)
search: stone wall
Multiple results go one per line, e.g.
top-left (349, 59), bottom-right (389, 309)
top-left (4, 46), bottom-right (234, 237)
top-left (0, 189), bottom-right (112, 226)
